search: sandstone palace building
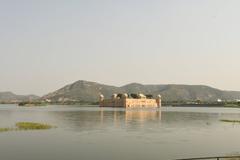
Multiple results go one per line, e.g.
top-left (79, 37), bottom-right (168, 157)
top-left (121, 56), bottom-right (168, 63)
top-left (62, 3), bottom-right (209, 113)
top-left (99, 93), bottom-right (161, 108)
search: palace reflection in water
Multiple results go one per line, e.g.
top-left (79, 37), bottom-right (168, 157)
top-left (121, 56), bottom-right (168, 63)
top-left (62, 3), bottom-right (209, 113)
top-left (37, 107), bottom-right (162, 132)
top-left (99, 108), bottom-right (161, 129)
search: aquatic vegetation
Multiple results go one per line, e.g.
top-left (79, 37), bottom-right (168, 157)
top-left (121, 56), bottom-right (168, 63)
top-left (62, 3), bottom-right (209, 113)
top-left (0, 122), bottom-right (55, 133)
top-left (0, 128), bottom-right (13, 132)
top-left (16, 122), bottom-right (54, 130)
top-left (18, 102), bottom-right (47, 107)
top-left (220, 119), bottom-right (240, 123)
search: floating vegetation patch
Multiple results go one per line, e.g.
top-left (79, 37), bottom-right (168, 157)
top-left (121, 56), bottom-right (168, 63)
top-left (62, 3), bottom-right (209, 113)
top-left (0, 122), bottom-right (56, 133)
top-left (0, 128), bottom-right (13, 133)
top-left (220, 119), bottom-right (240, 123)
top-left (16, 122), bottom-right (54, 130)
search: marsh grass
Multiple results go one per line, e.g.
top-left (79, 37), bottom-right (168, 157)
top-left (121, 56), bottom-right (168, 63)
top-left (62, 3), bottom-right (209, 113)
top-left (16, 122), bottom-right (54, 130)
top-left (0, 128), bottom-right (13, 132)
top-left (0, 122), bottom-right (56, 133)
top-left (220, 119), bottom-right (240, 123)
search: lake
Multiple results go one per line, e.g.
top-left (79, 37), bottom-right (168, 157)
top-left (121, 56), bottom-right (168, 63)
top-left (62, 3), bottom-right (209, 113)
top-left (1, 104), bottom-right (240, 160)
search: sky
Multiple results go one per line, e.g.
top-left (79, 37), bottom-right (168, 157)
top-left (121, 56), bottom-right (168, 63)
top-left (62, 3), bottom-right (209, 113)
top-left (1, 0), bottom-right (240, 96)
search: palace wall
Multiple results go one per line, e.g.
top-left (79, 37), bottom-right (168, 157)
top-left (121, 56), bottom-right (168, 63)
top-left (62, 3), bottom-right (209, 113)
top-left (99, 98), bottom-right (161, 108)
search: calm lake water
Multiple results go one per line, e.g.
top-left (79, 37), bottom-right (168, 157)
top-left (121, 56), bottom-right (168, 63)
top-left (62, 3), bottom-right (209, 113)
top-left (1, 104), bottom-right (240, 160)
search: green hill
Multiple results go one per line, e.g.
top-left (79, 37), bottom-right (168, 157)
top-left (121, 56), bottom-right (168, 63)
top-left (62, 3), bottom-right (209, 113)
top-left (42, 80), bottom-right (240, 102)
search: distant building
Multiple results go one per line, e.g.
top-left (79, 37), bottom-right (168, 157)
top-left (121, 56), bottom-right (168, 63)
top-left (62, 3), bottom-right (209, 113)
top-left (99, 93), bottom-right (161, 108)
top-left (217, 99), bottom-right (222, 102)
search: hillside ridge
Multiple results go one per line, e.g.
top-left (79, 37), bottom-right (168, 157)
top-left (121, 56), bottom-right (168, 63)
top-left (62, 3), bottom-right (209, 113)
top-left (42, 80), bottom-right (240, 102)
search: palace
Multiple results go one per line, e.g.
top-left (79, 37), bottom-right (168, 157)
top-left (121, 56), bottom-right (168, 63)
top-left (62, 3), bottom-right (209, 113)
top-left (99, 93), bottom-right (161, 108)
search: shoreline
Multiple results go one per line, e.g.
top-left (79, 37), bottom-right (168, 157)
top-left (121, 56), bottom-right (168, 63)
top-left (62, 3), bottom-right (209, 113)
top-left (1, 103), bottom-right (240, 109)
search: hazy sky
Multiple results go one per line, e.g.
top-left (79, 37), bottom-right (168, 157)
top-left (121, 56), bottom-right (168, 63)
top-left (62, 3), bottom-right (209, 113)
top-left (1, 0), bottom-right (240, 95)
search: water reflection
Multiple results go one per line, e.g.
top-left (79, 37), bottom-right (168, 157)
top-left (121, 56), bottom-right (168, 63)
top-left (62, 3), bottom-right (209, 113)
top-left (99, 108), bottom-right (161, 130)
top-left (99, 108), bottom-right (161, 121)
top-left (43, 107), bottom-right (240, 133)
top-left (125, 109), bottom-right (161, 122)
top-left (44, 108), bottom-right (162, 132)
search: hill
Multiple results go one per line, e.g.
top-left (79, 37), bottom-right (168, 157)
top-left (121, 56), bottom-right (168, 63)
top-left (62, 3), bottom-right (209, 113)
top-left (42, 80), bottom-right (240, 102)
top-left (0, 92), bottom-right (40, 103)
